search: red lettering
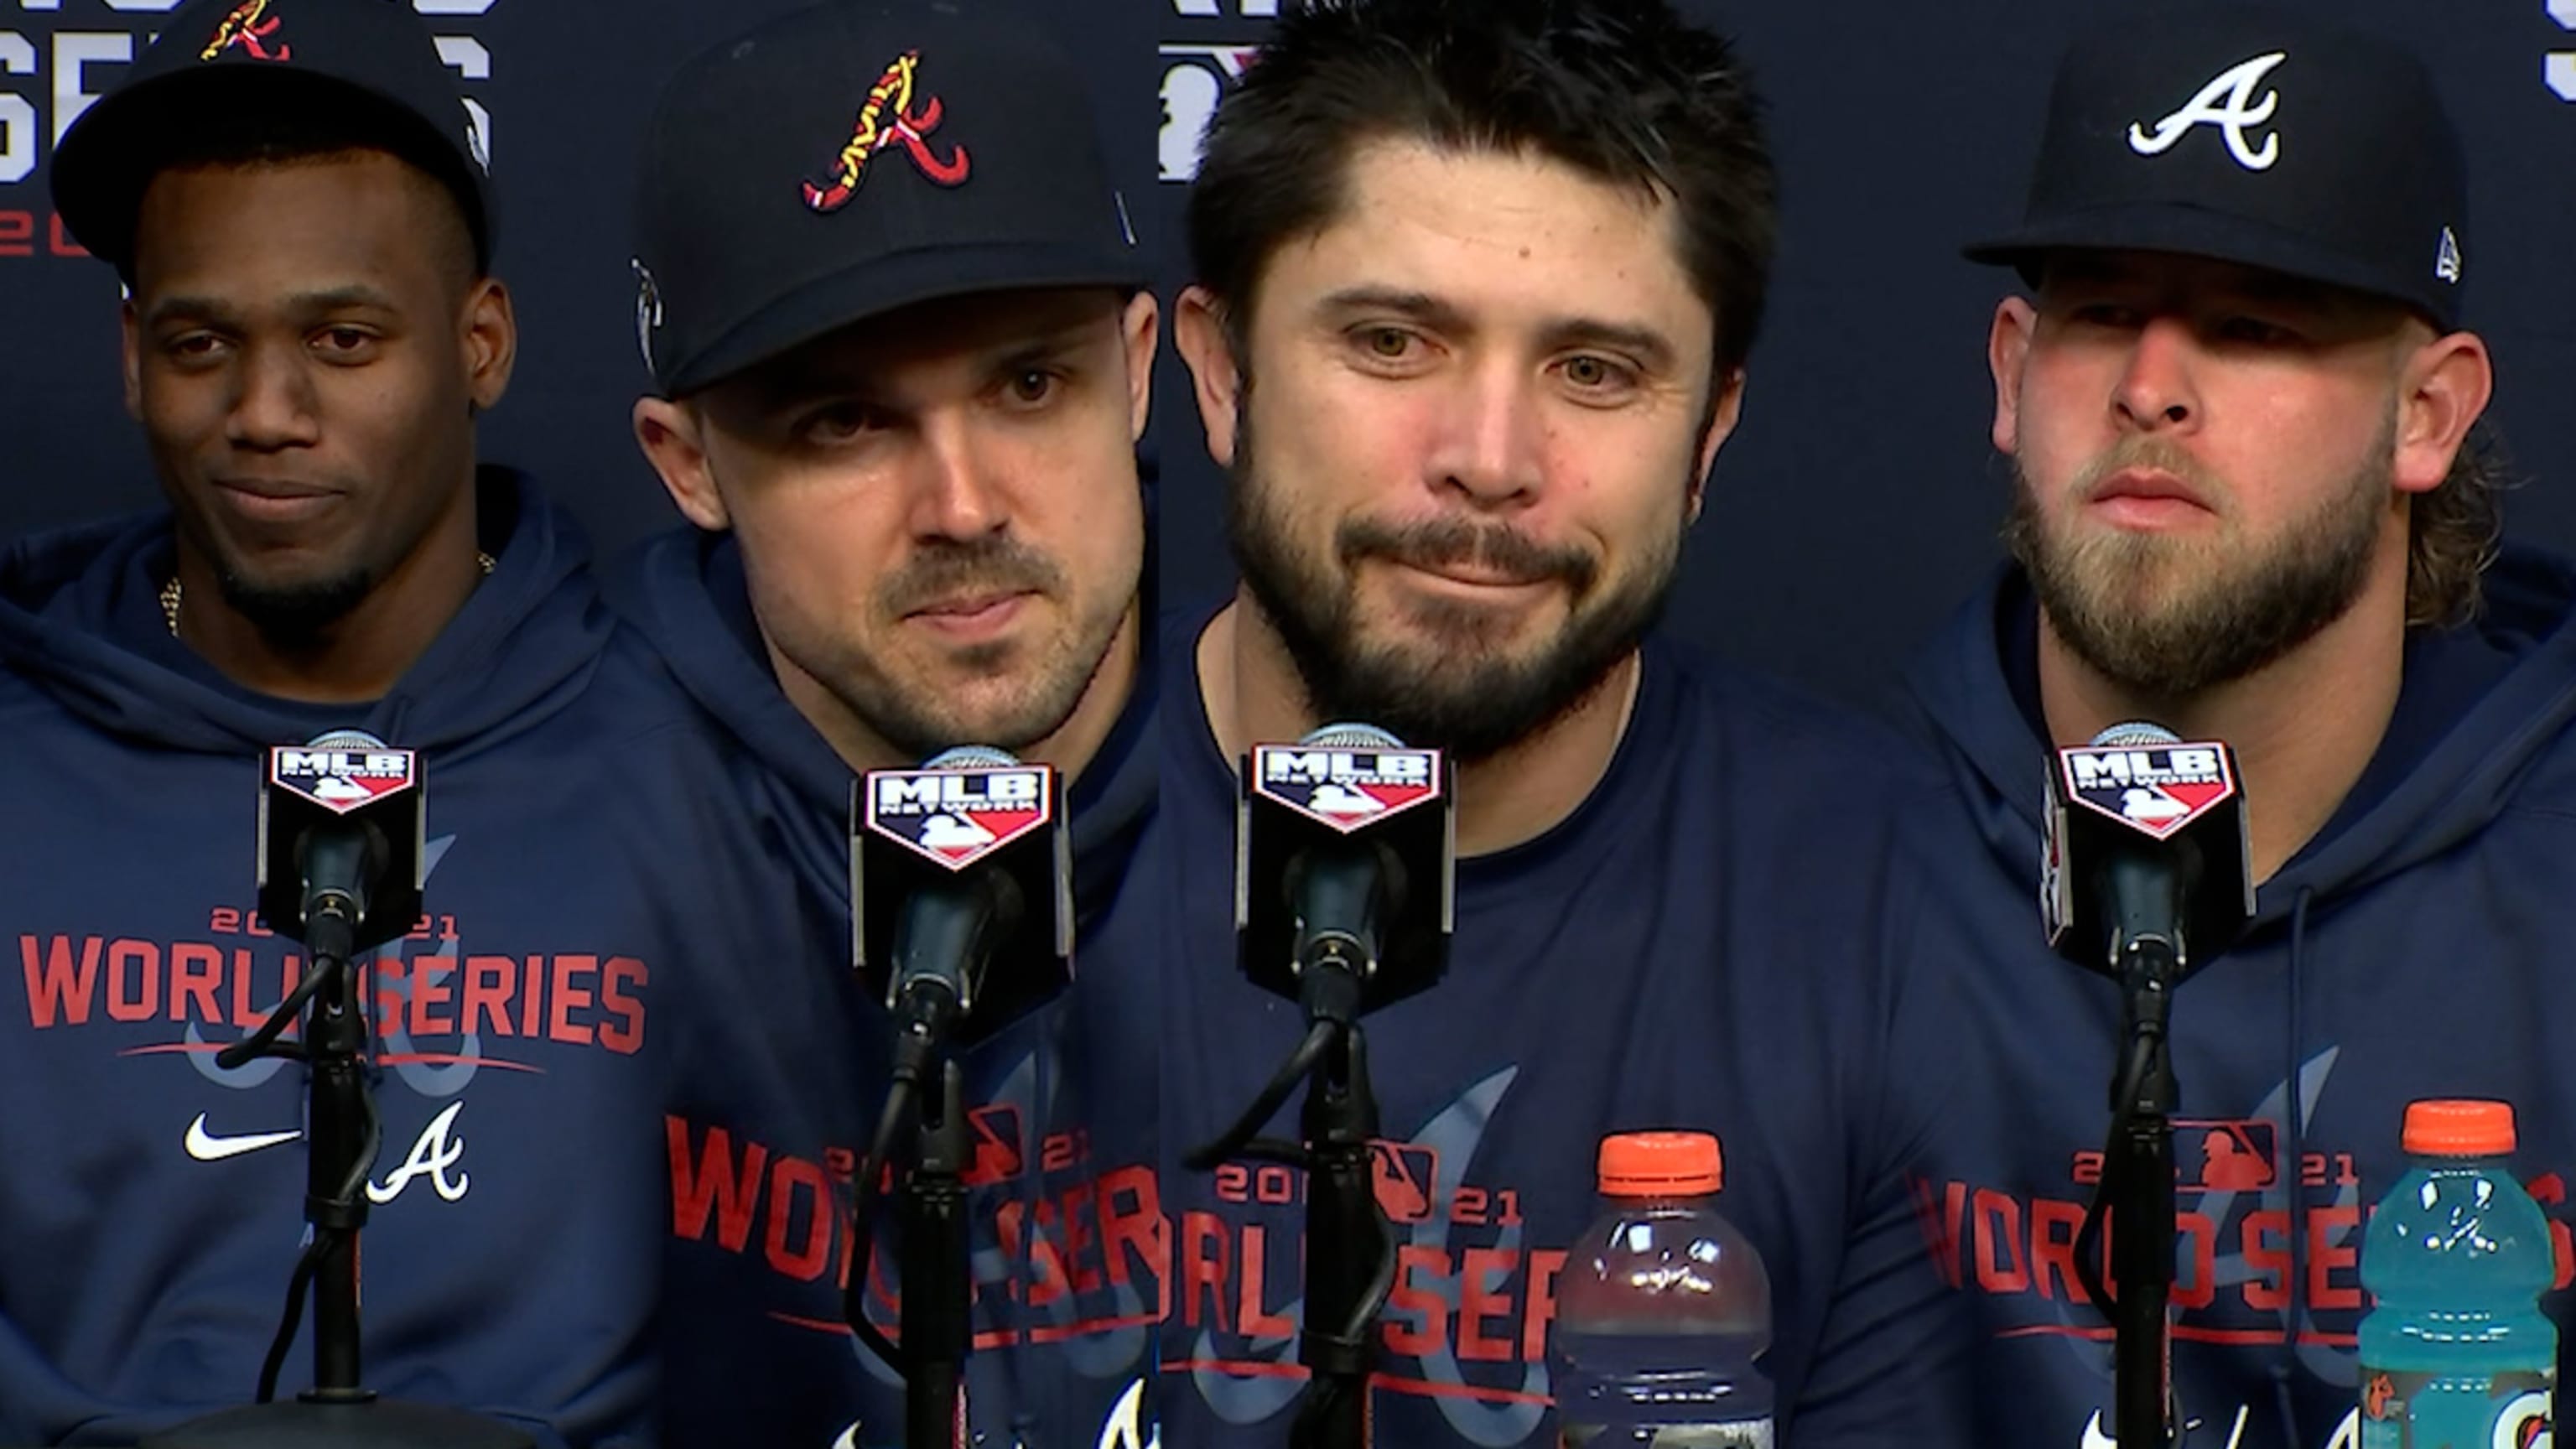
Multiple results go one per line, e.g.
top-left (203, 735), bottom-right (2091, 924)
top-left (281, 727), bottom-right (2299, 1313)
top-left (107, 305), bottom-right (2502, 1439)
top-left (169, 943), bottom-right (222, 1025)
top-left (410, 957), bottom-right (455, 1037)
top-left (48, 214), bottom-right (85, 258)
top-left (1458, 1247), bottom-right (1518, 1362)
top-left (667, 1116), bottom-right (766, 1254)
top-left (1930, 1181), bottom-right (1967, 1289)
top-left (2030, 1197), bottom-right (2090, 1303)
top-left (2174, 1212), bottom-right (2216, 1311)
top-left (1456, 1186), bottom-right (1489, 1227)
top-left (1973, 1188), bottom-right (2031, 1294)
top-left (371, 959), bottom-right (408, 1038)
top-left (461, 956), bottom-right (515, 1037)
top-left (520, 955), bottom-right (543, 1036)
top-left (1383, 1244), bottom-right (1447, 1358)
top-left (1239, 1223), bottom-right (1296, 1340)
top-left (210, 908), bottom-right (242, 935)
top-left (764, 1155), bottom-right (833, 1281)
top-left (2242, 1210), bottom-right (2290, 1311)
top-left (1097, 1165), bottom-right (1166, 1297)
top-left (1181, 1211), bottom-right (1231, 1332)
top-left (996, 1199), bottom-right (1072, 1307)
top-left (599, 956), bottom-right (647, 1055)
top-left (548, 955), bottom-right (595, 1045)
top-left (2309, 1205), bottom-right (2361, 1311)
top-left (21, 936), bottom-right (101, 1028)
top-left (106, 938), bottom-right (158, 1023)
top-left (1215, 1164), bottom-right (1249, 1203)
top-left (1060, 1184), bottom-right (1104, 1296)
top-left (0, 211), bottom-right (30, 258)
top-left (1524, 1249), bottom-right (1564, 1361)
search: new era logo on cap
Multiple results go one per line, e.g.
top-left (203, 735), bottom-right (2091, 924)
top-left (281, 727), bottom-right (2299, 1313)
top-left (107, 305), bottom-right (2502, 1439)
top-left (802, 49), bottom-right (971, 213)
top-left (2436, 226), bottom-right (2464, 283)
top-left (2127, 50), bottom-right (2286, 172)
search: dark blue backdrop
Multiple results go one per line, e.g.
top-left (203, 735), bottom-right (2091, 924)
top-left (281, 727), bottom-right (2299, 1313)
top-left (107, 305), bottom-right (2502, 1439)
top-left (4, 0), bottom-right (2572, 702)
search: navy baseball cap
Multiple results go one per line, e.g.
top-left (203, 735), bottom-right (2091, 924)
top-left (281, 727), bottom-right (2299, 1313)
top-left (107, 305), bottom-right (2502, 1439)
top-left (631, 0), bottom-right (1141, 397)
top-left (1966, 4), bottom-right (2470, 330)
top-left (50, 0), bottom-right (494, 278)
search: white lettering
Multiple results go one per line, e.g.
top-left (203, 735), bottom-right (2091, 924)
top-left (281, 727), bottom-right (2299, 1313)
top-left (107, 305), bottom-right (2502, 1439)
top-left (51, 29), bottom-right (127, 144)
top-left (367, 1101), bottom-right (470, 1204)
top-left (876, 770), bottom-right (1044, 812)
top-left (0, 33), bottom-right (32, 186)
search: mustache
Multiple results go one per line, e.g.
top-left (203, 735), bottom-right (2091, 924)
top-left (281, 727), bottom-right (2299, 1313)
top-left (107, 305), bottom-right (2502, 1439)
top-left (1336, 514), bottom-right (1597, 593)
top-left (879, 538), bottom-right (1066, 615)
top-left (2069, 437), bottom-right (2231, 511)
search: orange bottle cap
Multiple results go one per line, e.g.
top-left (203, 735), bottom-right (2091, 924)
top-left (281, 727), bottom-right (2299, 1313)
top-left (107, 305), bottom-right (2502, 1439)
top-left (2402, 1099), bottom-right (2517, 1156)
top-left (1597, 1131), bottom-right (1722, 1197)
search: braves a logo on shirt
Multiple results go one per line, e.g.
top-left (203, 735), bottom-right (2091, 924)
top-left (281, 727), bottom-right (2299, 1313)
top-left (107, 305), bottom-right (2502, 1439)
top-left (2127, 51), bottom-right (2288, 172)
top-left (1250, 745), bottom-right (1441, 833)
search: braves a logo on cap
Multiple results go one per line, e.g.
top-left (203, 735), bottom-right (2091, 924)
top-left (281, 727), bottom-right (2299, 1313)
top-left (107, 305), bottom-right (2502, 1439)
top-left (201, 0), bottom-right (290, 63)
top-left (864, 764), bottom-right (1051, 870)
top-left (2127, 51), bottom-right (2288, 172)
top-left (2059, 740), bottom-right (2237, 842)
top-left (269, 745), bottom-right (418, 815)
top-left (1252, 744), bottom-right (1442, 834)
top-left (802, 49), bottom-right (972, 214)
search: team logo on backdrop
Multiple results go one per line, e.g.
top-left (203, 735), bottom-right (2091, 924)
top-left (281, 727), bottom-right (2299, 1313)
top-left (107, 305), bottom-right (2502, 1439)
top-left (2057, 742), bottom-right (2235, 841)
top-left (863, 765), bottom-right (1050, 869)
top-left (269, 744), bottom-right (418, 814)
top-left (201, 0), bottom-right (291, 63)
top-left (2127, 51), bottom-right (2288, 171)
top-left (1251, 745), bottom-right (1440, 832)
top-left (802, 49), bottom-right (971, 213)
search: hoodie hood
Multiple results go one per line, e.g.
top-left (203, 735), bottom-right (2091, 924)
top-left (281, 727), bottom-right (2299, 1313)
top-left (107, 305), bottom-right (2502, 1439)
top-left (1901, 547), bottom-right (2576, 930)
top-left (0, 469), bottom-right (609, 759)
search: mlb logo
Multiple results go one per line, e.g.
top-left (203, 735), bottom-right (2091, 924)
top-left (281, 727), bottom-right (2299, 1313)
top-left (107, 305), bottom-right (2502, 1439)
top-left (1252, 745), bottom-right (1442, 834)
top-left (1370, 1141), bottom-right (1439, 1223)
top-left (268, 745), bottom-right (418, 816)
top-left (864, 764), bottom-right (1054, 870)
top-left (2060, 742), bottom-right (2237, 842)
top-left (2179, 1119), bottom-right (2276, 1193)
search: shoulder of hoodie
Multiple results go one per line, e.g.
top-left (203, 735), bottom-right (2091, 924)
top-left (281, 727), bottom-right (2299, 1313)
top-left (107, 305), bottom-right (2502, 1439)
top-left (1653, 633), bottom-right (1954, 801)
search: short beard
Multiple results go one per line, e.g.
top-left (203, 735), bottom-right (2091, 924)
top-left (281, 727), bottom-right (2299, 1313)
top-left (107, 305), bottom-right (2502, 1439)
top-left (800, 534), bottom-right (1119, 761)
top-left (1225, 404), bottom-right (1680, 764)
top-left (2002, 426), bottom-right (2392, 699)
top-left (216, 566), bottom-right (377, 645)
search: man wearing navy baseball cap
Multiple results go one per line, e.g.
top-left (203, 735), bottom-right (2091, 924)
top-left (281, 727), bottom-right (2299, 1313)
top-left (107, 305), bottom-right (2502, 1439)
top-left (1903, 6), bottom-right (2576, 1445)
top-left (608, 3), bottom-right (1162, 1445)
top-left (0, 0), bottom-right (749, 1441)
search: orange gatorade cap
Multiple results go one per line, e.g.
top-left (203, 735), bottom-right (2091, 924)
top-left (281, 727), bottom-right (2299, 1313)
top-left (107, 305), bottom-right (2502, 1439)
top-left (1598, 1131), bottom-right (1723, 1197)
top-left (2402, 1099), bottom-right (2517, 1156)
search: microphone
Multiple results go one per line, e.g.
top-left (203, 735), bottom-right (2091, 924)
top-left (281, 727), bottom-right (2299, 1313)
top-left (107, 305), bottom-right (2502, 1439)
top-left (1238, 722), bottom-right (1456, 1022)
top-left (255, 729), bottom-right (425, 965)
top-left (2042, 720), bottom-right (2254, 982)
top-left (853, 745), bottom-right (1071, 1048)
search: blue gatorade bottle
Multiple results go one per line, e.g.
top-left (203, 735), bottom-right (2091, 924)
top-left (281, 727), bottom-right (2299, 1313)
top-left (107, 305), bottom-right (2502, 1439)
top-left (2358, 1098), bottom-right (2555, 1448)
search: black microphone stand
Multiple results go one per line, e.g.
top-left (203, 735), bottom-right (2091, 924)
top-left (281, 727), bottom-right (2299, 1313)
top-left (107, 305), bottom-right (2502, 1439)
top-left (146, 913), bottom-right (532, 1449)
top-left (2075, 934), bottom-right (2184, 1449)
top-left (900, 1057), bottom-right (972, 1449)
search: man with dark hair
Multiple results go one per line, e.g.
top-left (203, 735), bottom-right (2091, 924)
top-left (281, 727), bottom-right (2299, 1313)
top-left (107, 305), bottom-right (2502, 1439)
top-left (0, 0), bottom-right (719, 1439)
top-left (1159, 1), bottom-right (1964, 1445)
top-left (610, 3), bottom-right (1163, 1444)
top-left (1903, 8), bottom-right (2576, 1446)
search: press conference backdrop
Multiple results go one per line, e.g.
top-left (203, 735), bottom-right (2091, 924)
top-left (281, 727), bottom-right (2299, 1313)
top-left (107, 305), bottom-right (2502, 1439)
top-left (3, 0), bottom-right (2572, 703)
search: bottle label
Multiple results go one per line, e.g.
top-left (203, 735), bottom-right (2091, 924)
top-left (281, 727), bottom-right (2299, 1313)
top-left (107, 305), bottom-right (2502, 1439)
top-left (2357, 1366), bottom-right (2551, 1449)
top-left (1561, 1421), bottom-right (1774, 1449)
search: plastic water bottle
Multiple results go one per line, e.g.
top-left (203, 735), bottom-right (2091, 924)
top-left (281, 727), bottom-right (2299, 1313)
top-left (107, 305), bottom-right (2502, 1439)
top-left (2357, 1099), bottom-right (2556, 1448)
top-left (1550, 1131), bottom-right (1773, 1448)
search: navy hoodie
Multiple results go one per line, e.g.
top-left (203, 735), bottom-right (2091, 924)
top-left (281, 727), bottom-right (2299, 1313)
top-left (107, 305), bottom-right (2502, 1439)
top-left (611, 529), bottom-right (1163, 1449)
top-left (1902, 553), bottom-right (2576, 1449)
top-left (0, 472), bottom-right (724, 1446)
top-left (1155, 605), bottom-right (1971, 1448)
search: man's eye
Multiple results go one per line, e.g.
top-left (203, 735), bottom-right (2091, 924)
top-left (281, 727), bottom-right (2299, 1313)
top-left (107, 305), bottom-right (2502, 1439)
top-left (801, 403), bottom-right (886, 444)
top-left (1360, 328), bottom-right (1417, 361)
top-left (1005, 369), bottom-right (1061, 406)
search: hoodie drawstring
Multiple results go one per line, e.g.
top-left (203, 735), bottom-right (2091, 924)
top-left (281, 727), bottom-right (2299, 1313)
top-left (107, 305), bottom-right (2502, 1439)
top-left (2271, 886), bottom-right (2315, 1449)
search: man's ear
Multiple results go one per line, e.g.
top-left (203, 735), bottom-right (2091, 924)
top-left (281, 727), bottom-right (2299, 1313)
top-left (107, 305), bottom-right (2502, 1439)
top-left (2390, 330), bottom-right (2495, 497)
top-left (1989, 295), bottom-right (2037, 459)
top-left (1174, 284), bottom-right (1244, 469)
top-left (461, 278), bottom-right (517, 412)
top-left (632, 396), bottom-right (731, 532)
top-left (1120, 291), bottom-right (1161, 444)
top-left (1685, 368), bottom-right (1748, 523)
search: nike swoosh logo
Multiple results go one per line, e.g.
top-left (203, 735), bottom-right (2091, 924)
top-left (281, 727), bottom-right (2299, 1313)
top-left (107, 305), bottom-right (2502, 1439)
top-left (184, 1113), bottom-right (303, 1161)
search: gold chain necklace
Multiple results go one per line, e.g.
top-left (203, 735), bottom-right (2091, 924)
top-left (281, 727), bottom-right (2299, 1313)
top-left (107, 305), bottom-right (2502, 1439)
top-left (161, 552), bottom-right (496, 639)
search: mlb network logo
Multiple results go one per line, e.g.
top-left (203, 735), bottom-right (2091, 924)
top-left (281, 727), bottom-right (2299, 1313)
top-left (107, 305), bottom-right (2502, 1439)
top-left (268, 746), bottom-right (417, 815)
top-left (863, 765), bottom-right (1052, 870)
top-left (2059, 742), bottom-right (2235, 841)
top-left (1251, 745), bottom-right (1441, 833)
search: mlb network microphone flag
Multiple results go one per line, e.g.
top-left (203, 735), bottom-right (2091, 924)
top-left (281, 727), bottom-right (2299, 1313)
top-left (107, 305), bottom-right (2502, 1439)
top-left (1239, 736), bottom-right (1455, 1013)
top-left (257, 735), bottom-right (425, 953)
top-left (2042, 733), bottom-right (2253, 976)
